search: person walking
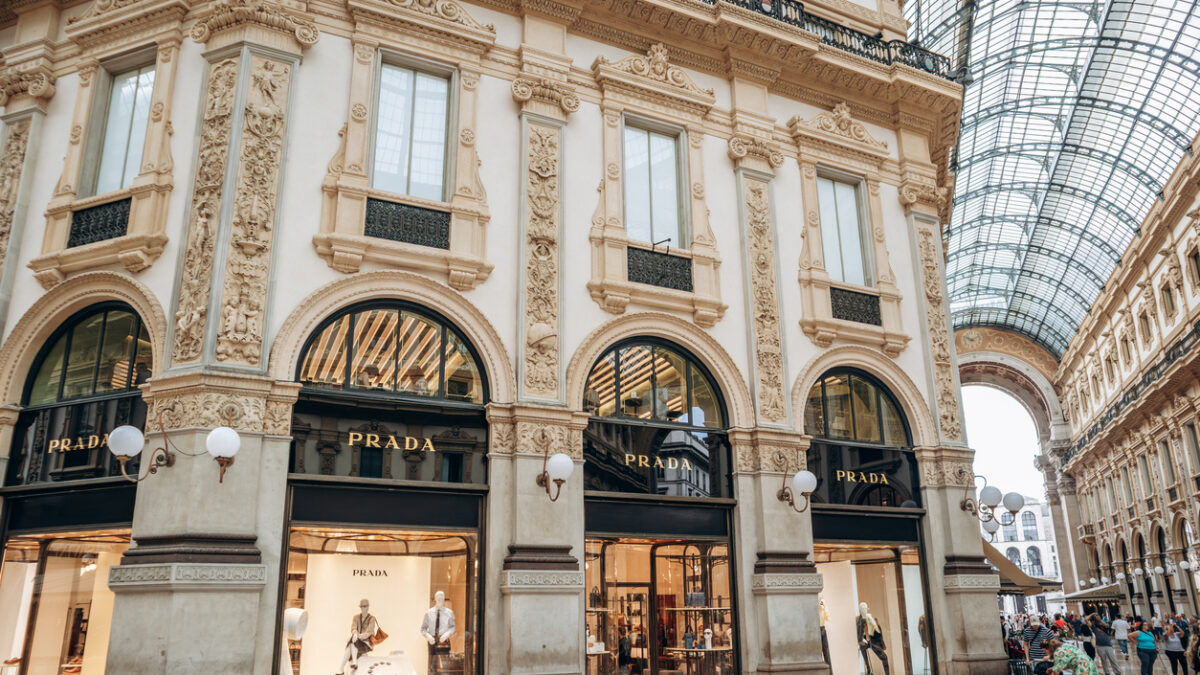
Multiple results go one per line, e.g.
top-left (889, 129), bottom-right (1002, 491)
top-left (1166, 622), bottom-right (1190, 675)
top-left (1090, 614), bottom-right (1122, 675)
top-left (1024, 616), bottom-right (1057, 669)
top-left (1132, 619), bottom-right (1160, 675)
top-left (1113, 615), bottom-right (1132, 658)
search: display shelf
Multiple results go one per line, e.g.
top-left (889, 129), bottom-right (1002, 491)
top-left (664, 647), bottom-right (734, 653)
top-left (662, 606), bottom-right (732, 611)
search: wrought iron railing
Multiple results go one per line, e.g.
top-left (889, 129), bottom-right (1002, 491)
top-left (627, 247), bottom-right (693, 292)
top-left (712, 0), bottom-right (953, 79)
top-left (68, 197), bottom-right (131, 248)
top-left (364, 198), bottom-right (451, 250)
top-left (830, 287), bottom-right (882, 325)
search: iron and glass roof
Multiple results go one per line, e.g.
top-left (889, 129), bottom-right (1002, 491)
top-left (905, 0), bottom-right (1200, 356)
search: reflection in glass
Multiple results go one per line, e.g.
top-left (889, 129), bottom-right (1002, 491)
top-left (27, 339), bottom-right (66, 406)
top-left (851, 376), bottom-right (881, 443)
top-left (824, 375), bottom-right (852, 440)
top-left (585, 538), bottom-right (735, 675)
top-left (349, 309), bottom-right (397, 391)
top-left (95, 66), bottom-right (155, 194)
top-left (584, 342), bottom-right (723, 429)
top-left (619, 345), bottom-right (654, 418)
top-left (0, 531), bottom-right (130, 673)
top-left (444, 332), bottom-right (483, 403)
top-left (62, 314), bottom-right (106, 400)
top-left (623, 126), bottom-right (682, 246)
top-left (93, 311), bottom-right (137, 394)
top-left (285, 527), bottom-right (477, 675)
top-left (396, 312), bottom-right (440, 397)
top-left (25, 307), bottom-right (149, 406)
top-left (650, 349), bottom-right (686, 422)
top-left (299, 316), bottom-right (350, 388)
top-left (806, 442), bottom-right (921, 508)
top-left (582, 420), bottom-right (729, 498)
top-left (805, 372), bottom-right (910, 447)
top-left (585, 352), bottom-right (618, 417)
top-left (688, 366), bottom-right (720, 429)
top-left (374, 65), bottom-right (449, 200)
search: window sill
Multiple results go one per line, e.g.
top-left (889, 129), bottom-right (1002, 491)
top-left (31, 184), bottom-right (171, 288)
top-left (798, 277), bottom-right (909, 356)
top-left (587, 236), bottom-right (726, 327)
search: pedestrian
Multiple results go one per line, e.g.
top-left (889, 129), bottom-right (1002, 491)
top-left (1112, 614), bottom-right (1131, 657)
top-left (1186, 621), bottom-right (1200, 673)
top-left (1045, 638), bottom-right (1099, 675)
top-left (1132, 619), bottom-right (1159, 675)
top-left (1090, 614), bottom-right (1121, 675)
top-left (1024, 616), bottom-right (1057, 669)
top-left (1166, 622), bottom-right (1190, 675)
top-left (1076, 612), bottom-right (1096, 660)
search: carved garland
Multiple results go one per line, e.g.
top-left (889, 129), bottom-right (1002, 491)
top-left (744, 179), bottom-right (787, 424)
top-left (917, 227), bottom-right (963, 441)
top-left (523, 124), bottom-right (562, 398)
top-left (0, 119), bottom-right (31, 282)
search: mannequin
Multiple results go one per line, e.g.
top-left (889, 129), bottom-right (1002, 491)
top-left (819, 597), bottom-right (831, 665)
top-left (336, 598), bottom-right (378, 674)
top-left (856, 602), bottom-right (890, 675)
top-left (420, 591), bottom-right (456, 674)
top-left (684, 625), bottom-right (696, 649)
top-left (703, 628), bottom-right (713, 650)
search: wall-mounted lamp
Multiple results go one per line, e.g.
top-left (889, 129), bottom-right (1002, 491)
top-left (535, 438), bottom-right (574, 502)
top-left (108, 419), bottom-right (242, 484)
top-left (1154, 566), bottom-right (1165, 576)
top-left (960, 475), bottom-right (1024, 524)
top-left (1090, 577), bottom-right (1098, 585)
top-left (778, 466), bottom-right (818, 514)
top-left (1134, 567), bottom-right (1145, 576)
top-left (1101, 576), bottom-right (1110, 584)
top-left (1116, 572), bottom-right (1127, 581)
top-left (1182, 561), bottom-right (1192, 571)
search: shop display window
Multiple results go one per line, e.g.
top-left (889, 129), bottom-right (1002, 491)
top-left (814, 544), bottom-right (930, 675)
top-left (283, 527), bottom-right (477, 675)
top-left (0, 530), bottom-right (130, 674)
top-left (585, 538), bottom-right (735, 675)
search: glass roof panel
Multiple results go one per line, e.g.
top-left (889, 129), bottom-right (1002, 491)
top-left (907, 0), bottom-right (1200, 356)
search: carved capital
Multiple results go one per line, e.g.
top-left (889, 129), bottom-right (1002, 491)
top-left (511, 77), bottom-right (579, 116)
top-left (0, 65), bottom-right (56, 107)
top-left (191, 0), bottom-right (319, 49)
top-left (728, 133), bottom-right (784, 171)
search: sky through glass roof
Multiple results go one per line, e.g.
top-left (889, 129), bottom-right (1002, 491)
top-left (905, 0), bottom-right (1200, 356)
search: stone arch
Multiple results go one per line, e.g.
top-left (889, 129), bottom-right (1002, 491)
top-left (957, 352), bottom-right (1066, 446)
top-left (0, 271), bottom-right (167, 405)
top-left (269, 270), bottom-right (516, 404)
top-left (790, 344), bottom-right (937, 447)
top-left (564, 312), bottom-right (754, 429)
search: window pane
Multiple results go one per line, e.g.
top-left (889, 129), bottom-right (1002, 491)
top-left (61, 313), bottom-right (106, 399)
top-left (833, 180), bottom-right (866, 285)
top-left (1186, 424), bottom-right (1200, 474)
top-left (623, 126), bottom-right (652, 243)
top-left (689, 366), bottom-right (722, 428)
top-left (650, 347), bottom-right (686, 422)
top-left (396, 312), bottom-right (441, 397)
top-left (648, 131), bottom-right (679, 245)
top-left (95, 69), bottom-right (139, 194)
top-left (817, 177), bottom-right (844, 282)
top-left (349, 309), bottom-right (397, 391)
top-left (300, 315), bottom-right (351, 388)
top-left (120, 67), bottom-right (155, 191)
top-left (28, 338), bottom-right (67, 406)
top-left (804, 381), bottom-right (824, 437)
top-left (374, 65), bottom-right (415, 194)
top-left (408, 72), bottom-right (448, 200)
top-left (585, 351), bottom-right (618, 417)
top-left (618, 344), bottom-right (654, 419)
top-left (131, 321), bottom-right (152, 387)
top-left (1161, 440), bottom-right (1176, 484)
top-left (824, 374), bottom-right (852, 440)
top-left (444, 331), bottom-right (483, 403)
top-left (880, 394), bottom-right (906, 446)
top-left (93, 310), bottom-right (137, 394)
top-left (850, 376), bottom-right (881, 443)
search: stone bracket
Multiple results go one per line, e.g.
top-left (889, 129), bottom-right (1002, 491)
top-left (108, 562), bottom-right (267, 592)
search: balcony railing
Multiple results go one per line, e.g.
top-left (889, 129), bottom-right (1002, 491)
top-left (68, 197), bottom-right (131, 248)
top-left (713, 0), bottom-right (953, 80)
top-left (1078, 523), bottom-right (1095, 538)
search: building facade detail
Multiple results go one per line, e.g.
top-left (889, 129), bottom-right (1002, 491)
top-left (0, 118), bottom-right (31, 287)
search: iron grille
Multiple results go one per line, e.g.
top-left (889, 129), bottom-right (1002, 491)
top-left (1169, 486), bottom-right (1178, 502)
top-left (1146, 497), bottom-right (1156, 512)
top-left (68, 198), bottom-right (131, 248)
top-left (364, 198), bottom-right (451, 250)
top-left (627, 247), bottom-right (693, 292)
top-left (830, 287), bottom-right (882, 326)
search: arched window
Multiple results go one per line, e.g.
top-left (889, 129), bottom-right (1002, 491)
top-left (581, 339), bottom-right (730, 497)
top-left (1026, 547), bottom-right (1043, 576)
top-left (7, 304), bottom-right (152, 485)
top-left (1001, 512), bottom-right (1018, 542)
top-left (1022, 511), bottom-right (1038, 540)
top-left (803, 369), bottom-right (919, 508)
top-left (291, 303), bottom-right (489, 482)
top-left (1006, 547), bottom-right (1022, 566)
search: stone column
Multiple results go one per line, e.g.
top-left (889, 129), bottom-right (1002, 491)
top-left (103, 3), bottom-right (316, 673)
top-left (1057, 472), bottom-right (1093, 600)
top-left (1169, 548), bottom-right (1198, 615)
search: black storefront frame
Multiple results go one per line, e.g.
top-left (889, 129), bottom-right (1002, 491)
top-left (273, 479), bottom-right (489, 675)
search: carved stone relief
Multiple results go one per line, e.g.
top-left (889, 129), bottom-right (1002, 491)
top-left (743, 178), bottom-right (787, 424)
top-left (522, 124), bottom-right (562, 399)
top-left (917, 227), bottom-right (963, 441)
top-left (0, 119), bottom-right (31, 283)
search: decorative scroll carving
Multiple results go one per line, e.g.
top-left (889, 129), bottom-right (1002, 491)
top-left (790, 102), bottom-right (887, 153)
top-left (728, 134), bottom-right (784, 169)
top-left (523, 125), bottom-right (561, 399)
top-left (173, 58), bottom-right (240, 364)
top-left (215, 57), bottom-right (291, 366)
top-left (511, 77), bottom-right (579, 115)
top-left (0, 66), bottom-right (55, 107)
top-left (899, 179), bottom-right (948, 212)
top-left (744, 180), bottom-right (786, 424)
top-left (69, 0), bottom-right (147, 22)
top-left (0, 119), bottom-right (31, 282)
top-left (191, 0), bottom-right (319, 47)
top-left (595, 43), bottom-right (714, 96)
top-left (920, 457), bottom-right (972, 487)
top-left (375, 0), bottom-right (495, 32)
top-left (917, 227), bottom-right (963, 441)
top-left (735, 444), bottom-right (803, 474)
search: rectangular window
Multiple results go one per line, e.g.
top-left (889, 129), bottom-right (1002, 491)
top-left (1138, 455), bottom-right (1153, 494)
top-left (623, 123), bottom-right (683, 246)
top-left (816, 175), bottom-right (872, 286)
top-left (1122, 337), bottom-right (1132, 363)
top-left (372, 62), bottom-right (450, 201)
top-left (1140, 314), bottom-right (1152, 344)
top-left (1185, 423), bottom-right (1200, 474)
top-left (1122, 467), bottom-right (1134, 502)
top-left (93, 65), bottom-right (155, 195)
top-left (1189, 252), bottom-right (1200, 286)
top-left (1105, 358), bottom-right (1115, 382)
top-left (1160, 439), bottom-right (1177, 485)
top-left (1162, 286), bottom-right (1177, 315)
top-left (1107, 478), bottom-right (1117, 511)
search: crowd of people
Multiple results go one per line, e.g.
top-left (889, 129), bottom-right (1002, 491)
top-left (1003, 612), bottom-right (1200, 675)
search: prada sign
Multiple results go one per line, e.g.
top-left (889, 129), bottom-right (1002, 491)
top-left (806, 443), bottom-right (920, 509)
top-left (582, 420), bottom-right (732, 499)
top-left (347, 431), bottom-right (437, 451)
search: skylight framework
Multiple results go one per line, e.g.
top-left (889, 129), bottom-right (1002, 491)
top-left (906, 0), bottom-right (1200, 356)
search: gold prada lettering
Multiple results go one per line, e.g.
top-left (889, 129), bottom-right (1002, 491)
top-left (834, 470), bottom-right (889, 484)
top-left (45, 433), bottom-right (110, 453)
top-left (347, 433), bottom-right (438, 452)
top-left (622, 454), bottom-right (693, 470)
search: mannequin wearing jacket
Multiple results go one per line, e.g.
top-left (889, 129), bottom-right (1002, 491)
top-left (420, 591), bottom-right (456, 674)
top-left (856, 602), bottom-right (890, 675)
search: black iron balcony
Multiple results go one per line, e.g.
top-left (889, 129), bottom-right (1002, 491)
top-left (68, 197), bottom-right (131, 248)
top-left (712, 0), bottom-right (953, 80)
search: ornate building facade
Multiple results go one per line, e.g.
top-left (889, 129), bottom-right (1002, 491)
top-left (0, 0), bottom-right (1005, 673)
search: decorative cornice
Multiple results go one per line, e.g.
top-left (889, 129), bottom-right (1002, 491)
top-left (750, 573), bottom-right (824, 593)
top-left (500, 570), bottom-right (585, 591)
top-left (789, 102), bottom-right (888, 156)
top-left (728, 133), bottom-right (784, 170)
top-left (592, 42), bottom-right (716, 115)
top-left (190, 0), bottom-right (319, 48)
top-left (0, 64), bottom-right (55, 107)
top-left (108, 562), bottom-right (267, 591)
top-left (596, 42), bottom-right (713, 96)
top-left (511, 76), bottom-right (579, 115)
top-left (70, 0), bottom-right (149, 23)
top-left (66, 0), bottom-right (190, 50)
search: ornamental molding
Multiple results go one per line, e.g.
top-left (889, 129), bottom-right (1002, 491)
top-left (190, 0), bottom-right (319, 48)
top-left (348, 0), bottom-right (495, 55)
top-left (142, 371), bottom-right (300, 434)
top-left (109, 562), bottom-right (267, 591)
top-left (501, 570), bottom-right (585, 591)
top-left (512, 77), bottom-right (579, 116)
top-left (789, 102), bottom-right (888, 158)
top-left (728, 134), bottom-right (784, 171)
top-left (750, 572), bottom-right (823, 592)
top-left (0, 65), bottom-right (55, 107)
top-left (942, 574), bottom-right (1001, 592)
top-left (592, 43), bottom-right (716, 116)
top-left (0, 118), bottom-right (31, 289)
top-left (917, 226), bottom-right (963, 441)
top-left (521, 123), bottom-right (562, 400)
top-left (743, 178), bottom-right (787, 425)
top-left (66, 0), bottom-right (190, 52)
top-left (734, 442), bottom-right (806, 475)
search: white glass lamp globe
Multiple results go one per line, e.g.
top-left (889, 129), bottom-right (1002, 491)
top-left (1101, 576), bottom-right (1109, 584)
top-left (107, 425), bottom-right (145, 458)
top-left (1116, 572), bottom-right (1126, 581)
top-left (982, 518), bottom-right (1001, 534)
top-left (1090, 577), bottom-right (1098, 584)
top-left (1002, 492), bottom-right (1025, 514)
top-left (979, 485), bottom-right (1003, 509)
top-left (1183, 561), bottom-right (1192, 571)
top-left (546, 453), bottom-right (574, 483)
top-left (1134, 567), bottom-right (1144, 576)
top-left (1154, 566), bottom-right (1164, 575)
top-left (793, 470), bottom-right (818, 496)
top-left (205, 427), bottom-right (241, 459)
top-left (1078, 579), bottom-right (1087, 587)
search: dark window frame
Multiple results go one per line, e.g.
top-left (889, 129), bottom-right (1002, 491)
top-left (805, 367), bottom-right (912, 447)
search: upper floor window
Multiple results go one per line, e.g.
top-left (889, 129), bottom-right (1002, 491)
top-left (1184, 423), bottom-right (1200, 474)
top-left (89, 64), bottom-right (156, 195)
top-left (1022, 511), bottom-right (1038, 540)
top-left (1138, 455), bottom-right (1153, 495)
top-left (1140, 313), bottom-right (1153, 345)
top-left (1002, 515), bottom-right (1018, 542)
top-left (583, 340), bottom-right (721, 428)
top-left (1162, 285), bottom-right (1177, 315)
top-left (1122, 467), bottom-right (1134, 502)
top-left (1121, 336), bottom-right (1133, 364)
top-left (372, 61), bottom-right (451, 201)
top-left (817, 174), bottom-right (872, 287)
top-left (623, 122), bottom-right (684, 247)
top-left (804, 370), bottom-right (907, 446)
top-left (27, 306), bottom-right (151, 406)
top-left (1160, 439), bottom-right (1177, 486)
top-left (1189, 250), bottom-right (1200, 289)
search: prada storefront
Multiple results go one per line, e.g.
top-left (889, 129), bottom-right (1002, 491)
top-left (804, 369), bottom-right (933, 675)
top-left (280, 302), bottom-right (486, 675)
top-left (581, 339), bottom-right (736, 675)
top-left (0, 304), bottom-right (149, 674)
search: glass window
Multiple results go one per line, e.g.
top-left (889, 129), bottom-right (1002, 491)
top-left (585, 538), bottom-right (734, 674)
top-left (283, 527), bottom-right (477, 675)
top-left (1139, 456), bottom-right (1153, 495)
top-left (1022, 512), bottom-right (1038, 540)
top-left (373, 63), bottom-right (450, 201)
top-left (0, 531), bottom-right (129, 672)
top-left (816, 175), bottom-right (871, 286)
top-left (804, 371), bottom-right (910, 446)
top-left (1002, 513), bottom-right (1017, 542)
top-left (1122, 467), bottom-right (1134, 502)
top-left (1185, 424), bottom-right (1200, 475)
top-left (1190, 252), bottom-right (1200, 287)
top-left (1140, 314), bottom-right (1152, 345)
top-left (1160, 439), bottom-right (1177, 486)
top-left (584, 342), bottom-right (723, 429)
top-left (1162, 285), bottom-right (1176, 315)
top-left (623, 124), bottom-right (682, 246)
top-left (24, 307), bottom-right (148, 407)
top-left (1026, 547), bottom-right (1043, 576)
top-left (94, 65), bottom-right (155, 194)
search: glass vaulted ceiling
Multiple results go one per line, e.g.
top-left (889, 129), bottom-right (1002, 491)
top-left (905, 0), bottom-right (1200, 356)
